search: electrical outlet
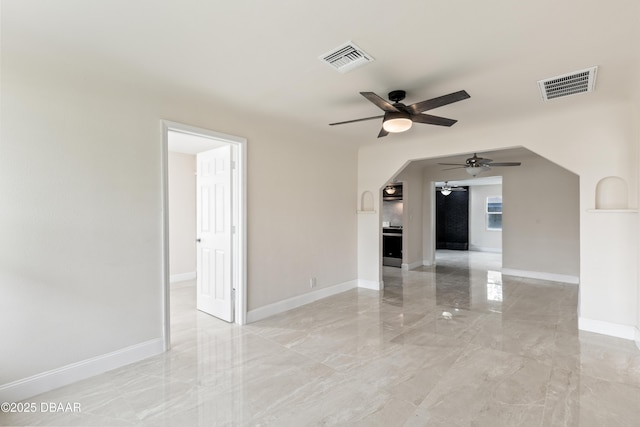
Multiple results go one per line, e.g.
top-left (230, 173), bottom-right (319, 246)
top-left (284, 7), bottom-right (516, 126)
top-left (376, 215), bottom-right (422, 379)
top-left (309, 277), bottom-right (317, 288)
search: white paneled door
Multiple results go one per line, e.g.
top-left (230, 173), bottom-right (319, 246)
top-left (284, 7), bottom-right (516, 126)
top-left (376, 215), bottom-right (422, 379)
top-left (196, 146), bottom-right (233, 322)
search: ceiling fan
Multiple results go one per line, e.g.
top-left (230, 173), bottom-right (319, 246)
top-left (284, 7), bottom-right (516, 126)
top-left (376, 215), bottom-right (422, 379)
top-left (436, 181), bottom-right (466, 196)
top-left (439, 153), bottom-right (521, 176)
top-left (329, 89), bottom-right (470, 138)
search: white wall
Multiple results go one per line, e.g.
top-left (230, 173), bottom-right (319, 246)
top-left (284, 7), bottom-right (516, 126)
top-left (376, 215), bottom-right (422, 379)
top-left (357, 100), bottom-right (638, 337)
top-left (635, 73), bottom-right (640, 347)
top-left (501, 155), bottom-right (579, 279)
top-left (168, 152), bottom-right (196, 280)
top-left (469, 184), bottom-right (502, 253)
top-left (396, 164), bottom-right (424, 268)
top-left (0, 52), bottom-right (358, 393)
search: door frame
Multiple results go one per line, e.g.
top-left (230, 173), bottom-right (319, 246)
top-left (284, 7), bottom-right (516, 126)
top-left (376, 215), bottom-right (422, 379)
top-left (161, 120), bottom-right (247, 350)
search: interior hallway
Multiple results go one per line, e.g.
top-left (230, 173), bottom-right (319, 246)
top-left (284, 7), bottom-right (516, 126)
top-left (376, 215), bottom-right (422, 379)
top-left (3, 251), bottom-right (639, 426)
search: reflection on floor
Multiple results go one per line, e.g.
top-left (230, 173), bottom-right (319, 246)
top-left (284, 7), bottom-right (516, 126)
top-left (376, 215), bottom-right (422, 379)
top-left (4, 250), bottom-right (640, 426)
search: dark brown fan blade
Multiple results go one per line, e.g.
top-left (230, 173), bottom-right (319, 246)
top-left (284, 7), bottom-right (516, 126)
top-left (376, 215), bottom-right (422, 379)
top-left (488, 162), bottom-right (521, 167)
top-left (412, 114), bottom-right (457, 127)
top-left (408, 90), bottom-right (470, 114)
top-left (360, 92), bottom-right (400, 112)
top-left (377, 128), bottom-right (389, 138)
top-left (438, 163), bottom-right (467, 166)
top-left (441, 166), bottom-right (466, 171)
top-left (329, 115), bottom-right (384, 126)
top-left (450, 187), bottom-right (466, 191)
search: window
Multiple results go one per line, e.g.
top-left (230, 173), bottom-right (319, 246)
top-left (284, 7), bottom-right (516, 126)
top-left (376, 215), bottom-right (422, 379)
top-left (487, 196), bottom-right (502, 231)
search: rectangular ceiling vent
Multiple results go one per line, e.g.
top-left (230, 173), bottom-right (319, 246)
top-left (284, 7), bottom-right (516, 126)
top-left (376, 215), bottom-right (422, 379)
top-left (537, 66), bottom-right (598, 101)
top-left (319, 42), bottom-right (374, 73)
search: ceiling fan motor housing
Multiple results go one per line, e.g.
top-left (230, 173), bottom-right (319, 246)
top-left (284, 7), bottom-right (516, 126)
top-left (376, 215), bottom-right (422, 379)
top-left (328, 88), bottom-right (469, 138)
top-left (388, 90), bottom-right (406, 103)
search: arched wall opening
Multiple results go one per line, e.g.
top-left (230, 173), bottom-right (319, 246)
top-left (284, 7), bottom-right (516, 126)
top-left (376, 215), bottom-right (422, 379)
top-left (357, 102), bottom-right (638, 340)
top-left (378, 147), bottom-right (580, 286)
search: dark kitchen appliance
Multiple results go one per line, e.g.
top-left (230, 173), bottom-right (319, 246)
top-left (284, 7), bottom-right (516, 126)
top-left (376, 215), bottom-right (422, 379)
top-left (382, 226), bottom-right (402, 267)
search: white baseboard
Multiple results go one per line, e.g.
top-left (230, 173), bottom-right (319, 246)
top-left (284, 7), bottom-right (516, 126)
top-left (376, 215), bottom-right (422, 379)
top-left (357, 279), bottom-right (382, 290)
top-left (401, 261), bottom-right (424, 271)
top-left (502, 268), bottom-right (579, 284)
top-left (469, 245), bottom-right (502, 253)
top-left (170, 272), bottom-right (196, 283)
top-left (423, 259), bottom-right (434, 267)
top-left (246, 280), bottom-right (358, 323)
top-left (636, 327), bottom-right (640, 351)
top-left (578, 317), bottom-right (637, 341)
top-left (0, 338), bottom-right (164, 402)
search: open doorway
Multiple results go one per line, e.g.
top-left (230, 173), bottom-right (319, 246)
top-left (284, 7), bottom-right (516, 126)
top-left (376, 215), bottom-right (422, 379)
top-left (432, 177), bottom-right (503, 287)
top-left (161, 120), bottom-right (247, 350)
top-left (379, 147), bottom-right (579, 287)
top-left (435, 177), bottom-right (503, 257)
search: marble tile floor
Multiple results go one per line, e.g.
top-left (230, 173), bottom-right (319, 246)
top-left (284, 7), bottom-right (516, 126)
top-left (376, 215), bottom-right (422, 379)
top-left (3, 250), bottom-right (640, 426)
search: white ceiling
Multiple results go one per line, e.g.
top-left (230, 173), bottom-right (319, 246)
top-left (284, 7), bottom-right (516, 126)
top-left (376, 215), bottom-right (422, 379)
top-left (3, 1), bottom-right (639, 145)
top-left (168, 130), bottom-right (227, 154)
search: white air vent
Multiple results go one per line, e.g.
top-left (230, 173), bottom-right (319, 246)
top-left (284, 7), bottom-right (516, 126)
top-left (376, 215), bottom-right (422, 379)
top-left (319, 42), bottom-right (374, 73)
top-left (538, 66), bottom-right (598, 101)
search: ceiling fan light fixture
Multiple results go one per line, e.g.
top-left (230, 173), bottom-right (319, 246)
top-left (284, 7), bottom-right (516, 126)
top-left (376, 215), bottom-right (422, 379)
top-left (466, 165), bottom-right (489, 176)
top-left (440, 189), bottom-right (452, 196)
top-left (384, 185), bottom-right (396, 195)
top-left (382, 112), bottom-right (412, 133)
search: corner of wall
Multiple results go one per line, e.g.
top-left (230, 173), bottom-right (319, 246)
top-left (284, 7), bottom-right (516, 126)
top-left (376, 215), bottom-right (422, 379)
top-left (578, 317), bottom-right (637, 341)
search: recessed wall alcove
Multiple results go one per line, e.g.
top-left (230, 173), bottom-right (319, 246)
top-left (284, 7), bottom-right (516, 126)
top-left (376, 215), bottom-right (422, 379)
top-left (358, 190), bottom-right (375, 213)
top-left (595, 176), bottom-right (629, 210)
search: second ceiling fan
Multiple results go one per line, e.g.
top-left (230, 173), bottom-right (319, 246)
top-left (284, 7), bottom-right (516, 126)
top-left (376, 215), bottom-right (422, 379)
top-left (329, 89), bottom-right (470, 138)
top-left (439, 153), bottom-right (522, 176)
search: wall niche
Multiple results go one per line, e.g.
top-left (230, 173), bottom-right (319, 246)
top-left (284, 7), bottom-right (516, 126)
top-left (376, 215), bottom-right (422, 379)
top-left (359, 190), bottom-right (375, 213)
top-left (595, 176), bottom-right (628, 210)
